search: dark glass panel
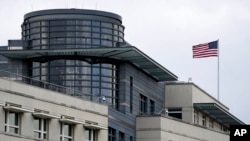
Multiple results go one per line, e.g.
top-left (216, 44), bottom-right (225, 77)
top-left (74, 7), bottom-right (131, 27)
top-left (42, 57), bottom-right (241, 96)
top-left (93, 39), bottom-right (100, 45)
top-left (92, 21), bottom-right (100, 26)
top-left (92, 27), bottom-right (100, 32)
top-left (50, 20), bottom-right (66, 26)
top-left (101, 40), bottom-right (112, 47)
top-left (101, 34), bottom-right (112, 40)
top-left (101, 28), bottom-right (112, 34)
top-left (101, 22), bottom-right (112, 28)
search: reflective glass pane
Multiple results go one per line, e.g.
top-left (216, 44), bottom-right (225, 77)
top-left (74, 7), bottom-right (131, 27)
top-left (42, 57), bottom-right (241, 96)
top-left (101, 40), bottom-right (112, 47)
top-left (66, 38), bottom-right (75, 44)
top-left (82, 67), bottom-right (91, 75)
top-left (63, 124), bottom-right (72, 136)
top-left (101, 68), bottom-right (112, 76)
top-left (66, 32), bottom-right (75, 37)
top-left (66, 75), bottom-right (75, 80)
top-left (41, 39), bottom-right (49, 45)
top-left (92, 21), bottom-right (100, 26)
top-left (92, 27), bottom-right (100, 32)
top-left (93, 39), bottom-right (100, 45)
top-left (102, 77), bottom-right (112, 82)
top-left (113, 24), bottom-right (118, 30)
top-left (101, 34), bottom-right (112, 40)
top-left (101, 22), bottom-right (112, 28)
top-left (101, 89), bottom-right (112, 96)
top-left (92, 33), bottom-right (100, 38)
top-left (85, 129), bottom-right (90, 139)
top-left (41, 21), bottom-right (49, 26)
top-left (92, 67), bottom-right (100, 75)
top-left (82, 20), bottom-right (91, 25)
top-left (93, 88), bottom-right (100, 99)
top-left (66, 60), bottom-right (75, 66)
top-left (50, 60), bottom-right (65, 67)
top-left (101, 82), bottom-right (112, 89)
top-left (34, 118), bottom-right (40, 130)
top-left (67, 20), bottom-right (75, 25)
top-left (33, 68), bottom-right (40, 76)
top-left (101, 28), bottom-right (112, 34)
top-left (9, 112), bottom-right (18, 126)
top-left (9, 127), bottom-right (18, 134)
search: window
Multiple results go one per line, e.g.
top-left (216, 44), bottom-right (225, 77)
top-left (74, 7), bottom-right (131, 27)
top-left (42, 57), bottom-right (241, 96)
top-left (202, 114), bottom-right (206, 127)
top-left (60, 123), bottom-right (73, 141)
top-left (194, 110), bottom-right (199, 124)
top-left (34, 117), bottom-right (47, 139)
top-left (168, 108), bottom-right (182, 119)
top-left (149, 100), bottom-right (155, 114)
top-left (140, 94), bottom-right (147, 114)
top-left (208, 119), bottom-right (213, 128)
top-left (5, 111), bottom-right (20, 134)
top-left (118, 131), bottom-right (125, 141)
top-left (130, 76), bottom-right (133, 113)
top-left (85, 128), bottom-right (97, 141)
top-left (108, 127), bottom-right (116, 141)
top-left (130, 136), bottom-right (133, 141)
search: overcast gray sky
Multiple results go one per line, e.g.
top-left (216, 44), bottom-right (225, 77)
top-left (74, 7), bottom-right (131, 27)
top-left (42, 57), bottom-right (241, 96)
top-left (0, 0), bottom-right (249, 124)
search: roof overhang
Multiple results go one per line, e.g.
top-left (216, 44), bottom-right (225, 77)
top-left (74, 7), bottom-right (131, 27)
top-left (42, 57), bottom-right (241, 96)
top-left (0, 46), bottom-right (178, 81)
top-left (194, 103), bottom-right (245, 128)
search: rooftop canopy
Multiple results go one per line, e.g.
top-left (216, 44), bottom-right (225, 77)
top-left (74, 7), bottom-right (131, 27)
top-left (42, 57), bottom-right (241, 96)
top-left (0, 46), bottom-right (178, 81)
top-left (194, 103), bottom-right (245, 128)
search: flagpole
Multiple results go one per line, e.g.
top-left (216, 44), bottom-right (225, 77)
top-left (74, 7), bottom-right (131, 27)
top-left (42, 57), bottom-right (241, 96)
top-left (217, 40), bottom-right (220, 100)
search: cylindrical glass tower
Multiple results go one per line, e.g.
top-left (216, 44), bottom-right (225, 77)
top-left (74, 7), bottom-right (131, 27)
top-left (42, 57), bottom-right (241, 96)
top-left (22, 9), bottom-right (125, 106)
top-left (22, 9), bottom-right (124, 49)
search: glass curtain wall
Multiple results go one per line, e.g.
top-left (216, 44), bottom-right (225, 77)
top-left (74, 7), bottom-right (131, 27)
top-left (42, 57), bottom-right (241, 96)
top-left (32, 58), bottom-right (118, 107)
top-left (22, 19), bottom-right (124, 49)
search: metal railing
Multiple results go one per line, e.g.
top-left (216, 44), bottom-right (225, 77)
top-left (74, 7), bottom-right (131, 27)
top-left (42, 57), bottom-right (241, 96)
top-left (0, 69), bottom-right (92, 100)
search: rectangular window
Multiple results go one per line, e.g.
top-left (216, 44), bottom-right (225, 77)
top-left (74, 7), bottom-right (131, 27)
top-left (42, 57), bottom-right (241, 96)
top-left (60, 123), bottom-right (73, 141)
top-left (194, 110), bottom-right (199, 124)
top-left (130, 76), bottom-right (133, 113)
top-left (85, 128), bottom-right (97, 141)
top-left (5, 111), bottom-right (20, 134)
top-left (34, 117), bottom-right (47, 139)
top-left (140, 94), bottom-right (147, 114)
top-left (118, 131), bottom-right (125, 141)
top-left (202, 114), bottom-right (206, 127)
top-left (208, 119), bottom-right (214, 128)
top-left (108, 127), bottom-right (116, 141)
top-left (149, 100), bottom-right (155, 114)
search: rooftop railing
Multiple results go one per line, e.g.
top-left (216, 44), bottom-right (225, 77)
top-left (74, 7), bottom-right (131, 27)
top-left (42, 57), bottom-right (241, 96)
top-left (0, 69), bottom-right (92, 100)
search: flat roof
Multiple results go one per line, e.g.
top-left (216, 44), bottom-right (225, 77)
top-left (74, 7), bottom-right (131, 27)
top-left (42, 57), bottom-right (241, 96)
top-left (24, 9), bottom-right (122, 22)
top-left (166, 82), bottom-right (229, 110)
top-left (194, 103), bottom-right (245, 128)
top-left (0, 46), bottom-right (178, 81)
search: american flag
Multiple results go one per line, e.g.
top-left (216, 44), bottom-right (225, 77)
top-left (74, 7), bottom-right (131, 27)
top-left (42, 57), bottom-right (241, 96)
top-left (192, 40), bottom-right (218, 58)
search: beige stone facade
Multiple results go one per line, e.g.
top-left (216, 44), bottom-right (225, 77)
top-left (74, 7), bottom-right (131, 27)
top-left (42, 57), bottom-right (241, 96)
top-left (136, 116), bottom-right (229, 141)
top-left (0, 78), bottom-right (108, 141)
top-left (136, 82), bottom-right (244, 141)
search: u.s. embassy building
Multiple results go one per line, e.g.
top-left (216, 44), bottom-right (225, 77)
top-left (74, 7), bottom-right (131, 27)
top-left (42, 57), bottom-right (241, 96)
top-left (0, 9), bottom-right (245, 141)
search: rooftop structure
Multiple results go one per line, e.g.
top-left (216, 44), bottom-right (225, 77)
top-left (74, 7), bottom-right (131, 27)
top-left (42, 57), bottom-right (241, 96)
top-left (0, 9), bottom-right (244, 141)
